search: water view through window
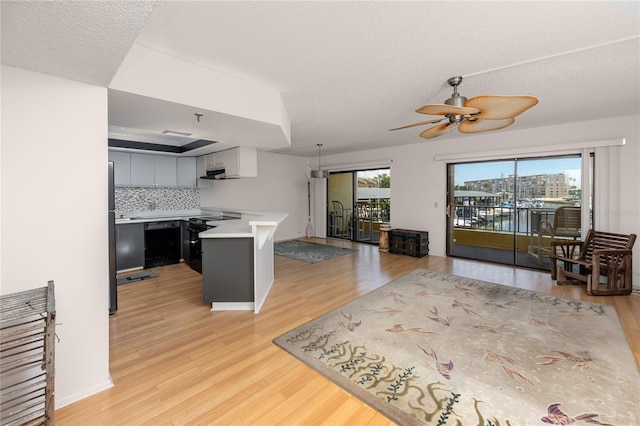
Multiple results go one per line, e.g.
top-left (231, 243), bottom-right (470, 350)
top-left (447, 155), bottom-right (591, 270)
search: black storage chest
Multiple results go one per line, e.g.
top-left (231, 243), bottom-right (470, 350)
top-left (389, 229), bottom-right (429, 257)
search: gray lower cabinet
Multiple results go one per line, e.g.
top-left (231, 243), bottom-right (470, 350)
top-left (115, 223), bottom-right (145, 271)
top-left (202, 238), bottom-right (254, 303)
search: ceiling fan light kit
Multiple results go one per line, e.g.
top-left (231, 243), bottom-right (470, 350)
top-left (444, 76), bottom-right (467, 107)
top-left (391, 76), bottom-right (538, 140)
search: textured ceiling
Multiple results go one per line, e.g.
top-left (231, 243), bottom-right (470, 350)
top-left (2, 1), bottom-right (639, 157)
top-left (1, 1), bottom-right (156, 86)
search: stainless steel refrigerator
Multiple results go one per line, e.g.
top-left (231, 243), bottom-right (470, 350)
top-left (108, 161), bottom-right (118, 314)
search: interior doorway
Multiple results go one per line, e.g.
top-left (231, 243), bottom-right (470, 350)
top-left (327, 168), bottom-right (390, 244)
top-left (446, 154), bottom-right (592, 271)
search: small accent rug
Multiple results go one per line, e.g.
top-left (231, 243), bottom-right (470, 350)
top-left (274, 240), bottom-right (357, 263)
top-left (116, 270), bottom-right (158, 286)
top-left (273, 269), bottom-right (640, 425)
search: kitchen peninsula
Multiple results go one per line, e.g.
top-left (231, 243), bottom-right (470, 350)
top-left (199, 210), bottom-right (287, 313)
top-left (115, 209), bottom-right (287, 313)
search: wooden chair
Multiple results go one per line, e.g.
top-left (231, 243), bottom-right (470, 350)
top-left (550, 229), bottom-right (636, 295)
top-left (537, 206), bottom-right (581, 264)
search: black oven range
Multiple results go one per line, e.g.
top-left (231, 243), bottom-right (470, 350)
top-left (185, 217), bottom-right (216, 273)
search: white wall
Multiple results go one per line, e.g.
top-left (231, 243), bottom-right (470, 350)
top-left (199, 151), bottom-right (311, 241)
top-left (1, 66), bottom-right (112, 407)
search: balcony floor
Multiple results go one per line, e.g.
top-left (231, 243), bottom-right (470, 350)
top-left (452, 243), bottom-right (552, 271)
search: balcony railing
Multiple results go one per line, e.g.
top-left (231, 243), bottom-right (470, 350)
top-left (357, 198), bottom-right (390, 222)
top-left (328, 198), bottom-right (390, 241)
top-left (454, 205), bottom-right (555, 236)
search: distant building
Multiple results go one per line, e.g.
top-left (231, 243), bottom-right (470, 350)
top-left (463, 173), bottom-right (570, 200)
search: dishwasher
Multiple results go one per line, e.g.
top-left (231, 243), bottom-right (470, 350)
top-left (144, 221), bottom-right (181, 268)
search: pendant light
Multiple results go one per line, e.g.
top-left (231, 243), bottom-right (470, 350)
top-left (310, 143), bottom-right (328, 178)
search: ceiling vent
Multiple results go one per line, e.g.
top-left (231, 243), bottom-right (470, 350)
top-left (162, 129), bottom-right (193, 137)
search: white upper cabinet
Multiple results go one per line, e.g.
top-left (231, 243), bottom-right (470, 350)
top-left (205, 152), bottom-right (217, 171)
top-left (110, 151), bottom-right (198, 187)
top-left (108, 151), bottom-right (131, 186)
top-left (177, 157), bottom-right (197, 187)
top-left (153, 155), bottom-right (178, 187)
top-left (109, 148), bottom-right (255, 187)
top-left (209, 147), bottom-right (257, 178)
top-left (130, 153), bottom-right (156, 186)
top-left (196, 156), bottom-right (211, 188)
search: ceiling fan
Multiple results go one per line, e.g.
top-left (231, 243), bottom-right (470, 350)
top-left (390, 76), bottom-right (538, 139)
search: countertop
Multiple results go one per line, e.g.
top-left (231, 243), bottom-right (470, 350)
top-left (115, 209), bottom-right (207, 224)
top-left (115, 209), bottom-right (288, 239)
top-left (200, 211), bottom-right (288, 239)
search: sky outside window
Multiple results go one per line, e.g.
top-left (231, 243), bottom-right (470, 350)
top-left (454, 157), bottom-right (581, 189)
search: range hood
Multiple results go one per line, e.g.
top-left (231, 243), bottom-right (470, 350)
top-left (200, 169), bottom-right (226, 180)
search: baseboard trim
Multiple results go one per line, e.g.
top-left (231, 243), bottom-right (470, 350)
top-left (55, 376), bottom-right (114, 409)
top-left (210, 302), bottom-right (255, 311)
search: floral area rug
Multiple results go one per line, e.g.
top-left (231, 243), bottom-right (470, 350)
top-left (273, 269), bottom-right (640, 425)
top-left (274, 240), bottom-right (356, 263)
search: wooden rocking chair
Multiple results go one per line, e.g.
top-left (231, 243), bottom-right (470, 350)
top-left (550, 229), bottom-right (636, 295)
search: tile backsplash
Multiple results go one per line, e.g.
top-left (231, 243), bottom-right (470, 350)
top-left (114, 187), bottom-right (200, 215)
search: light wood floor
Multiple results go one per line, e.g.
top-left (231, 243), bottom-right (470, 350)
top-left (56, 238), bottom-right (640, 425)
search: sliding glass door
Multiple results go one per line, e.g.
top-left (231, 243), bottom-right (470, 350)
top-left (327, 172), bottom-right (354, 240)
top-left (327, 168), bottom-right (390, 244)
top-left (447, 154), bottom-right (590, 270)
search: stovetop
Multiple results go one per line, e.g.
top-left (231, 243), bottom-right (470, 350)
top-left (189, 215), bottom-right (240, 223)
top-left (189, 217), bottom-right (213, 225)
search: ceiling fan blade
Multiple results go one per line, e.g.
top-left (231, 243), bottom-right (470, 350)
top-left (416, 104), bottom-right (479, 116)
top-left (419, 122), bottom-right (452, 139)
top-left (459, 118), bottom-right (515, 134)
top-left (389, 118), bottom-right (444, 131)
top-left (464, 95), bottom-right (538, 120)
